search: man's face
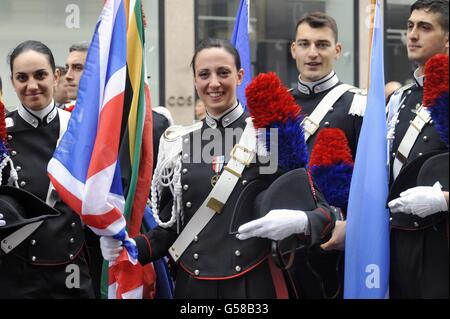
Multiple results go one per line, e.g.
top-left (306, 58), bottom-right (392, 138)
top-left (407, 9), bottom-right (449, 67)
top-left (65, 50), bottom-right (87, 100)
top-left (291, 23), bottom-right (341, 82)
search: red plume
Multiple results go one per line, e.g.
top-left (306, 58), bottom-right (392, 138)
top-left (309, 128), bottom-right (353, 166)
top-left (423, 54), bottom-right (448, 108)
top-left (245, 72), bottom-right (301, 129)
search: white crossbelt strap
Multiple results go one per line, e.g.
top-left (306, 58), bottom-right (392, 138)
top-left (1, 221), bottom-right (44, 254)
top-left (393, 106), bottom-right (431, 180)
top-left (45, 109), bottom-right (71, 207)
top-left (169, 118), bottom-right (257, 262)
top-left (301, 84), bottom-right (354, 141)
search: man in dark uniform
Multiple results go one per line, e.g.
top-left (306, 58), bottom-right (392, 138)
top-left (287, 12), bottom-right (366, 299)
top-left (386, 0), bottom-right (449, 299)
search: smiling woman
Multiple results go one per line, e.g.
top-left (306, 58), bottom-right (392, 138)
top-left (0, 40), bottom-right (95, 298)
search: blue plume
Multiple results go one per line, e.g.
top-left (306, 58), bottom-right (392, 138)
top-left (428, 92), bottom-right (449, 148)
top-left (310, 162), bottom-right (353, 209)
top-left (265, 116), bottom-right (309, 170)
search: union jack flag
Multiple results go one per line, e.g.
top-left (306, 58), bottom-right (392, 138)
top-left (48, 0), bottom-right (155, 299)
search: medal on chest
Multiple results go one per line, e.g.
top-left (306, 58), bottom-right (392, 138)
top-left (211, 155), bottom-right (225, 187)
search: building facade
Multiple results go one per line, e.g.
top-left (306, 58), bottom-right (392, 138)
top-left (0, 0), bottom-right (417, 124)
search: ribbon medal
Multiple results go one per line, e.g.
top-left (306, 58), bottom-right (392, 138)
top-left (211, 155), bottom-right (225, 187)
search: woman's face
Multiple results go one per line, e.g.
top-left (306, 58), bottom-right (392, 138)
top-left (194, 47), bottom-right (244, 117)
top-left (11, 50), bottom-right (57, 111)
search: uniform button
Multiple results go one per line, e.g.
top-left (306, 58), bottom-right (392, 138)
top-left (392, 153), bottom-right (396, 158)
top-left (20, 181), bottom-right (26, 187)
top-left (184, 138), bottom-right (189, 144)
top-left (182, 168), bottom-right (188, 174)
top-left (423, 136), bottom-right (428, 142)
top-left (31, 256), bottom-right (37, 262)
top-left (389, 217), bottom-right (393, 221)
top-left (30, 239), bottom-right (36, 246)
top-left (7, 135), bottom-right (12, 141)
top-left (193, 253), bottom-right (199, 260)
top-left (430, 120), bottom-right (434, 125)
top-left (235, 234), bottom-right (240, 239)
top-left (413, 222), bottom-right (419, 228)
top-left (69, 254), bottom-right (75, 260)
top-left (186, 202), bottom-right (192, 208)
top-left (194, 236), bottom-right (199, 242)
top-left (329, 107), bottom-right (334, 112)
top-left (407, 90), bottom-right (412, 95)
top-left (194, 269), bottom-right (200, 276)
top-left (396, 120), bottom-right (400, 124)
top-left (183, 185), bottom-right (189, 191)
top-left (69, 238), bottom-right (75, 244)
top-left (183, 153), bottom-right (189, 160)
top-left (324, 122), bottom-right (330, 127)
top-left (16, 166), bottom-right (22, 172)
top-left (242, 180), bottom-right (248, 186)
top-left (11, 150), bottom-right (17, 156)
top-left (400, 105), bottom-right (405, 109)
top-left (418, 153), bottom-right (423, 156)
top-left (416, 103), bottom-right (421, 109)
top-left (235, 266), bottom-right (242, 272)
top-left (71, 222), bottom-right (76, 228)
top-left (235, 250), bottom-right (241, 257)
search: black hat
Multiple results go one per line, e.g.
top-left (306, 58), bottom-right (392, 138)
top-left (258, 168), bottom-right (318, 269)
top-left (258, 168), bottom-right (317, 215)
top-left (417, 152), bottom-right (449, 191)
top-left (387, 150), bottom-right (444, 204)
top-left (0, 186), bottom-right (60, 230)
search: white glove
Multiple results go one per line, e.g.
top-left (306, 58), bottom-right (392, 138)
top-left (388, 182), bottom-right (448, 218)
top-left (237, 209), bottom-right (309, 241)
top-left (0, 213), bottom-right (5, 227)
top-left (99, 236), bottom-right (136, 262)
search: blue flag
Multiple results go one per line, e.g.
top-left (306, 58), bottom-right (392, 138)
top-left (344, 0), bottom-right (390, 299)
top-left (231, 0), bottom-right (252, 108)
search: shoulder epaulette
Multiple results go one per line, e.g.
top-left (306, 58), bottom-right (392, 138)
top-left (163, 121), bottom-right (203, 141)
top-left (348, 87), bottom-right (367, 117)
top-left (348, 87), bottom-right (368, 96)
top-left (393, 82), bottom-right (415, 97)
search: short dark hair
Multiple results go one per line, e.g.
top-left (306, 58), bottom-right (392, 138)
top-left (55, 65), bottom-right (67, 76)
top-left (411, 0), bottom-right (449, 31)
top-left (294, 12), bottom-right (339, 42)
top-left (191, 38), bottom-right (241, 75)
top-left (8, 40), bottom-right (56, 73)
top-left (69, 41), bottom-right (89, 53)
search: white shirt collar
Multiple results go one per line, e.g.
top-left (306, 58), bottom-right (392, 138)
top-left (205, 102), bottom-right (244, 128)
top-left (18, 100), bottom-right (57, 128)
top-left (413, 69), bottom-right (424, 87)
top-left (297, 71), bottom-right (339, 95)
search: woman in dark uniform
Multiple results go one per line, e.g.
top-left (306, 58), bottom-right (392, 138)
top-left (0, 40), bottom-right (94, 298)
top-left (100, 39), bottom-right (334, 299)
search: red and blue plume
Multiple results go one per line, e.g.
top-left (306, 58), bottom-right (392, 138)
top-left (0, 97), bottom-right (8, 160)
top-left (245, 72), bottom-right (308, 170)
top-left (309, 128), bottom-right (353, 210)
top-left (423, 54), bottom-right (448, 148)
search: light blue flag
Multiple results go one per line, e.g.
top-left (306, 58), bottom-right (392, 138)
top-left (344, 0), bottom-right (390, 299)
top-left (231, 0), bottom-right (252, 108)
